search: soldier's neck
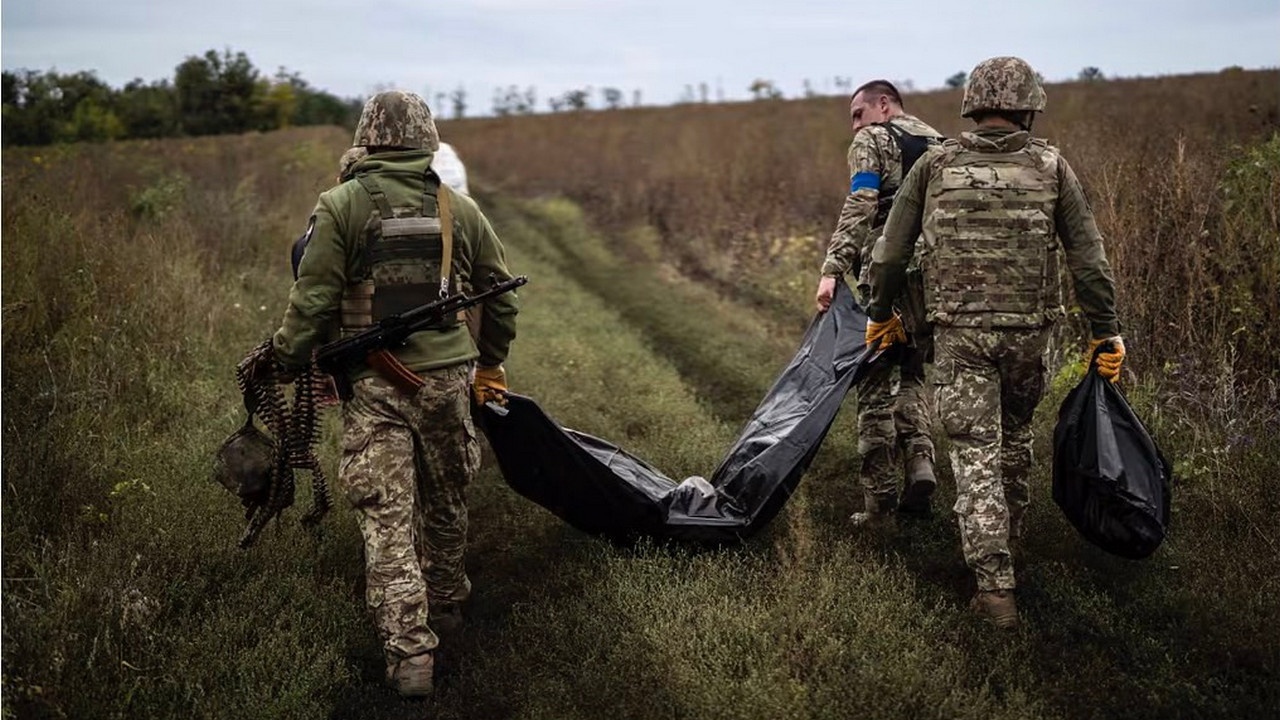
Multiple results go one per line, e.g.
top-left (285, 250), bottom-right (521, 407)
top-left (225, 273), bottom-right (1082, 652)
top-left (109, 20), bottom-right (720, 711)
top-left (975, 117), bottom-right (1020, 131)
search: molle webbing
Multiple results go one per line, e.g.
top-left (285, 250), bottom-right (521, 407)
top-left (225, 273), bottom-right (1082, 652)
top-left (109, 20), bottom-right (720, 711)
top-left (341, 282), bottom-right (374, 331)
top-left (340, 172), bottom-right (458, 336)
top-left (925, 143), bottom-right (1061, 327)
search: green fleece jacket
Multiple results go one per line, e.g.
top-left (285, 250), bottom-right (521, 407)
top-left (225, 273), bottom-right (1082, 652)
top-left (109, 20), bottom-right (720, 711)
top-left (272, 150), bottom-right (519, 377)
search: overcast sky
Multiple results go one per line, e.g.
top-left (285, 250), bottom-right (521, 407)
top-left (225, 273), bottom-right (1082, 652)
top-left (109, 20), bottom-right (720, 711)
top-left (3, 0), bottom-right (1278, 113)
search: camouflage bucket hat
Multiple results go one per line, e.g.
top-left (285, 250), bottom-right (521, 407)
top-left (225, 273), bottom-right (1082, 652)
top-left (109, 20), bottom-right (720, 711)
top-left (353, 90), bottom-right (440, 151)
top-left (961, 56), bottom-right (1047, 118)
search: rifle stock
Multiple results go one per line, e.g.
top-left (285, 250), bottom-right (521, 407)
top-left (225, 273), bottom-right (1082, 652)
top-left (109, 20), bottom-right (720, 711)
top-left (316, 274), bottom-right (527, 400)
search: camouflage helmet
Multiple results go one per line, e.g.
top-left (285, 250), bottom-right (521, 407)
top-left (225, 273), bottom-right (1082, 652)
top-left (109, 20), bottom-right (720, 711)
top-left (961, 56), bottom-right (1047, 118)
top-left (352, 91), bottom-right (440, 151)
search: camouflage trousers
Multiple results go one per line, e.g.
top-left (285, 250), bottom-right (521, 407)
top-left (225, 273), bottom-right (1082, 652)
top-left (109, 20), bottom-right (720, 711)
top-left (856, 336), bottom-right (935, 508)
top-left (933, 326), bottom-right (1049, 591)
top-left (340, 366), bottom-right (480, 665)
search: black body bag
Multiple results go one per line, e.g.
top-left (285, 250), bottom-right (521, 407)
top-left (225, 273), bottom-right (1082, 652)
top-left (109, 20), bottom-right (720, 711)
top-left (478, 278), bottom-right (878, 544)
top-left (1051, 363), bottom-right (1172, 559)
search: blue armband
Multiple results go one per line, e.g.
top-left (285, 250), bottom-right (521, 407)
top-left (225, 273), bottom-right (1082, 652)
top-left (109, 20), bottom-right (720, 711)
top-left (850, 172), bottom-right (880, 193)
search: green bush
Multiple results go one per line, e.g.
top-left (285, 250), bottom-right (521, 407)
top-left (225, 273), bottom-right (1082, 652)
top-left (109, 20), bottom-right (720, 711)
top-left (129, 173), bottom-right (190, 220)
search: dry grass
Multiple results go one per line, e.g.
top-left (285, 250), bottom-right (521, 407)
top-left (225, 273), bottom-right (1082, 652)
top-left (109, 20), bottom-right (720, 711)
top-left (442, 69), bottom-right (1280, 381)
top-left (3, 72), bottom-right (1278, 719)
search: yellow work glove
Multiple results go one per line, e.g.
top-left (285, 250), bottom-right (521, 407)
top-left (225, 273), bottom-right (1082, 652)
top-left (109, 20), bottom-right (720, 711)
top-left (474, 365), bottom-right (509, 405)
top-left (865, 314), bottom-right (907, 350)
top-left (1087, 336), bottom-right (1126, 383)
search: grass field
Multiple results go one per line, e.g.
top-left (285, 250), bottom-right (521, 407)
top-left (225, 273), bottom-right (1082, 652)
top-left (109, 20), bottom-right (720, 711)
top-left (3, 73), bottom-right (1279, 719)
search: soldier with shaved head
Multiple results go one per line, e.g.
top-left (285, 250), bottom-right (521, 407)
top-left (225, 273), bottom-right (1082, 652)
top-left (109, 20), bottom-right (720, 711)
top-left (864, 57), bottom-right (1124, 629)
top-left (814, 79), bottom-right (944, 529)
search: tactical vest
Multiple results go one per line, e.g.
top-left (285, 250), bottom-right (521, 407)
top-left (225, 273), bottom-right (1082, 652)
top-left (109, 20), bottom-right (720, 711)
top-left (922, 138), bottom-right (1065, 328)
top-left (340, 171), bottom-right (461, 337)
top-left (874, 121), bottom-right (942, 226)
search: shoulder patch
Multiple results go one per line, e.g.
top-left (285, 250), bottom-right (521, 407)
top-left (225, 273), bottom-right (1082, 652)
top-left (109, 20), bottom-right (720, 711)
top-left (290, 215), bottom-right (316, 279)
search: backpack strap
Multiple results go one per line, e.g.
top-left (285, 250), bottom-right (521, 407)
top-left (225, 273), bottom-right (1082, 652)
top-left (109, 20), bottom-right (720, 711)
top-left (354, 173), bottom-right (394, 280)
top-left (873, 121), bottom-right (943, 225)
top-left (355, 173), bottom-right (395, 218)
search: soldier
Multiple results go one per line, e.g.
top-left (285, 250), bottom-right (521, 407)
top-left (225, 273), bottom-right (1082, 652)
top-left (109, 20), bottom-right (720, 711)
top-left (864, 57), bottom-right (1125, 629)
top-left (813, 80), bottom-right (944, 526)
top-left (261, 90), bottom-right (520, 694)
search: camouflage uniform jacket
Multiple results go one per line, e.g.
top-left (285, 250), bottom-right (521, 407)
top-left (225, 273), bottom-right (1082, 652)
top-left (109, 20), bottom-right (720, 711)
top-left (868, 128), bottom-right (1120, 339)
top-left (821, 113), bottom-right (943, 282)
top-left (273, 150), bottom-right (519, 376)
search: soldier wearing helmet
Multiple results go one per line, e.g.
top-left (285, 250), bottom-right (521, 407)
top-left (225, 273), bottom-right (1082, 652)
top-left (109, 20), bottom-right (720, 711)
top-left (864, 57), bottom-right (1124, 629)
top-left (814, 79), bottom-right (944, 529)
top-left (265, 90), bottom-right (520, 695)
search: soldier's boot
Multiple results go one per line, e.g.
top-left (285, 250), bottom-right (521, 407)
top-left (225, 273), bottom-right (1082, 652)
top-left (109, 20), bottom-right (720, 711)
top-left (850, 492), bottom-right (898, 531)
top-left (386, 652), bottom-right (435, 697)
top-left (426, 575), bottom-right (471, 635)
top-left (429, 601), bottom-right (464, 636)
top-left (899, 454), bottom-right (937, 516)
top-left (970, 590), bottom-right (1020, 630)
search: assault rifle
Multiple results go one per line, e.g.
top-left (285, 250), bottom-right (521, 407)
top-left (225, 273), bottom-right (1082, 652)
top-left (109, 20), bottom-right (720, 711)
top-left (316, 274), bottom-right (527, 400)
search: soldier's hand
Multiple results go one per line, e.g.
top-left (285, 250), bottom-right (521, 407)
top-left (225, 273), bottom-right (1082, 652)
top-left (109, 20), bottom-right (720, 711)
top-left (246, 347), bottom-right (295, 385)
top-left (865, 314), bottom-right (907, 350)
top-left (474, 365), bottom-right (509, 406)
top-left (815, 276), bottom-right (837, 312)
top-left (1087, 336), bottom-right (1126, 383)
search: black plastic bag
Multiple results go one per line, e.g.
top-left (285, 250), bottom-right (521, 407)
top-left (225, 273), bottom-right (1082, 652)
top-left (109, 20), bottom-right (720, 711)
top-left (1052, 363), bottom-right (1172, 559)
top-left (479, 278), bottom-right (877, 544)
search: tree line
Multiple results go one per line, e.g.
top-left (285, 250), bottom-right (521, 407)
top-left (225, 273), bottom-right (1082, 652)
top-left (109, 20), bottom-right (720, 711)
top-left (2, 49), bottom-right (362, 147)
top-left (4, 53), bottom-right (1115, 145)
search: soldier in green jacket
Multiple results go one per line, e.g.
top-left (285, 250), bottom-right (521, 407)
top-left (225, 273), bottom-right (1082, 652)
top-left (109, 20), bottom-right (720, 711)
top-left (864, 58), bottom-right (1125, 629)
top-left (264, 90), bottom-right (519, 695)
top-left (814, 80), bottom-right (944, 526)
